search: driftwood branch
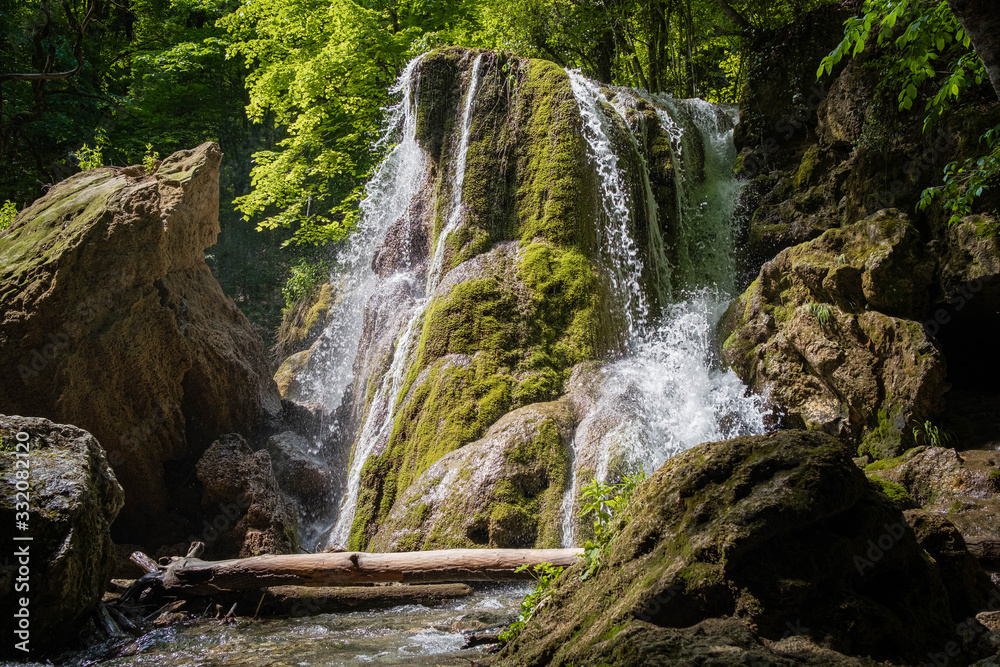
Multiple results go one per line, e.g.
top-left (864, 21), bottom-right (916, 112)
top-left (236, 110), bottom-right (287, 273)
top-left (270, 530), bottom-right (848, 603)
top-left (144, 548), bottom-right (582, 596)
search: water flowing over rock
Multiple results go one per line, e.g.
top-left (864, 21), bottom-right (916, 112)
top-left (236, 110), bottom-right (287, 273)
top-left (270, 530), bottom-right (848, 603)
top-left (497, 430), bottom-right (996, 666)
top-left (0, 415), bottom-right (124, 659)
top-left (274, 46), bottom-right (769, 551)
top-left (0, 142), bottom-right (281, 546)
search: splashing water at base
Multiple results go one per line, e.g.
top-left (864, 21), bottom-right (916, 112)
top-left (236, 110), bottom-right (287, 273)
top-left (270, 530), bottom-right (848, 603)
top-left (611, 288), bottom-right (770, 475)
top-left (563, 73), bottom-right (771, 511)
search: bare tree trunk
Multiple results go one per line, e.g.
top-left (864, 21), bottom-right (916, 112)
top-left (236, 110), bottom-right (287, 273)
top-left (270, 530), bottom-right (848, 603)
top-left (946, 0), bottom-right (1000, 100)
top-left (152, 549), bottom-right (584, 596)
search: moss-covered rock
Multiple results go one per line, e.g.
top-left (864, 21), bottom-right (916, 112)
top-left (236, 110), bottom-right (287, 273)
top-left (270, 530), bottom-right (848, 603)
top-left (497, 430), bottom-right (993, 666)
top-left (0, 143), bottom-right (281, 546)
top-left (367, 400), bottom-right (572, 551)
top-left (722, 210), bottom-right (946, 457)
top-left (273, 281), bottom-right (336, 366)
top-left (345, 51), bottom-right (615, 548)
top-left (0, 415), bottom-right (124, 660)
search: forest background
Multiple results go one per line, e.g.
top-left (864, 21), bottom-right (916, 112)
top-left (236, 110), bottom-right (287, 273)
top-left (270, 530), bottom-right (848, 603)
top-left (1, 0), bottom-right (996, 349)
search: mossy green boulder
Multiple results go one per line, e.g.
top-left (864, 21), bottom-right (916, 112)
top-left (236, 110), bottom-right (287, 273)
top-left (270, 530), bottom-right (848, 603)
top-left (497, 430), bottom-right (992, 666)
top-left (721, 209), bottom-right (946, 458)
top-left (0, 415), bottom-right (124, 660)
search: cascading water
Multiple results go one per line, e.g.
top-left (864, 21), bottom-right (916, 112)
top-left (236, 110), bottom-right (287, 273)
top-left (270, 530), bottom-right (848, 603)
top-left (567, 72), bottom-right (650, 343)
top-left (561, 74), bottom-right (770, 546)
top-left (308, 54), bottom-right (766, 551)
top-left (300, 56), bottom-right (428, 415)
top-left (327, 56), bottom-right (485, 548)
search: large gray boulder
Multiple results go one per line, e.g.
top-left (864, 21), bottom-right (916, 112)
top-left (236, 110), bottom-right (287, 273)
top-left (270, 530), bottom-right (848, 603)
top-left (0, 415), bottom-right (124, 660)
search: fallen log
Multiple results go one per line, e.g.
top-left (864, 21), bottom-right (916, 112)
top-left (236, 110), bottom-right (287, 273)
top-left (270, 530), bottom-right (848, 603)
top-left (227, 583), bottom-right (475, 616)
top-left (152, 548), bottom-right (582, 596)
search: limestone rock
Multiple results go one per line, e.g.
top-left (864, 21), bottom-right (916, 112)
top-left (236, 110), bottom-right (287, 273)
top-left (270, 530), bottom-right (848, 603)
top-left (868, 447), bottom-right (1000, 545)
top-left (0, 415), bottom-right (124, 659)
top-left (722, 210), bottom-right (946, 456)
top-left (498, 430), bottom-right (991, 666)
top-left (0, 143), bottom-right (280, 545)
top-left (273, 281), bottom-right (337, 364)
top-left (366, 400), bottom-right (572, 551)
top-left (194, 434), bottom-right (297, 558)
top-left (266, 430), bottom-right (339, 546)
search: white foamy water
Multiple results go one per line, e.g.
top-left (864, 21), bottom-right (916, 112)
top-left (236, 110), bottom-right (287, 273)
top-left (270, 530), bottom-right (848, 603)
top-left (562, 75), bottom-right (771, 535)
top-left (328, 55), bottom-right (485, 547)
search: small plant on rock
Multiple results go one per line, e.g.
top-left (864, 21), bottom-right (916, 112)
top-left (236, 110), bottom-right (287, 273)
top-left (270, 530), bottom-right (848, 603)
top-left (143, 143), bottom-right (161, 173)
top-left (912, 420), bottom-right (954, 448)
top-left (498, 562), bottom-right (564, 643)
top-left (579, 468), bottom-right (645, 580)
top-left (804, 301), bottom-right (833, 328)
top-left (0, 200), bottom-right (17, 232)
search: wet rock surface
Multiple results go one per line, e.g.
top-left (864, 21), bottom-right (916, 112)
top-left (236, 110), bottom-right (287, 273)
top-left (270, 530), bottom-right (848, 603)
top-left (497, 430), bottom-right (998, 666)
top-left (0, 143), bottom-right (280, 546)
top-left (0, 415), bottom-right (124, 659)
top-left (367, 400), bottom-right (573, 551)
top-left (194, 433), bottom-right (297, 558)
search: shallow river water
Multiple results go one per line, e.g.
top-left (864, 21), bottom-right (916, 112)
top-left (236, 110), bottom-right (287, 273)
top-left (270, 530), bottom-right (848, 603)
top-left (42, 584), bottom-right (526, 667)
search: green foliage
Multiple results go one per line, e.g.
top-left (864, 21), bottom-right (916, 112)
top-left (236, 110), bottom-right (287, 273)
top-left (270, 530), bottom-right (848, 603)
top-left (143, 143), bottom-right (161, 173)
top-left (818, 0), bottom-right (997, 222)
top-left (579, 468), bottom-right (645, 580)
top-left (282, 258), bottom-right (331, 309)
top-left (918, 124), bottom-right (1000, 224)
top-left (803, 300), bottom-right (833, 327)
top-left (0, 200), bottom-right (17, 232)
top-left (498, 562), bottom-right (564, 643)
top-left (76, 129), bottom-right (109, 171)
top-left (911, 420), bottom-right (954, 447)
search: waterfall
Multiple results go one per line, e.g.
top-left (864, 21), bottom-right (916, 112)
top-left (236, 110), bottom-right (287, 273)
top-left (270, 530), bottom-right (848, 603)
top-left (427, 54), bottom-right (484, 293)
top-left (567, 71), bottom-right (650, 343)
top-left (300, 56), bottom-right (428, 413)
top-left (327, 55), bottom-right (485, 547)
top-left (307, 54), bottom-right (767, 551)
top-left (559, 438), bottom-right (578, 548)
top-left (561, 73), bottom-right (770, 535)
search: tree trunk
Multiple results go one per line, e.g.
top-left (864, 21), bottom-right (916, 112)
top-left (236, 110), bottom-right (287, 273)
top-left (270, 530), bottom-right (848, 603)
top-left (946, 0), bottom-right (1000, 100)
top-left (155, 549), bottom-right (583, 595)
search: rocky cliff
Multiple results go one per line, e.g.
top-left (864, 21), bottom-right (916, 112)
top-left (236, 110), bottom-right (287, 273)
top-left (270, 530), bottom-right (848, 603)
top-left (0, 143), bottom-right (281, 546)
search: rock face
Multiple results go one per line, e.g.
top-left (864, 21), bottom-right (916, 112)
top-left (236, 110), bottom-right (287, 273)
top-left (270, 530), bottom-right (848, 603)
top-left (366, 401), bottom-right (572, 551)
top-left (0, 143), bottom-right (281, 544)
top-left (499, 430), bottom-right (995, 666)
top-left (0, 415), bottom-right (124, 659)
top-left (194, 434), bottom-right (297, 558)
top-left (867, 446), bottom-right (1000, 545)
top-left (722, 210), bottom-right (947, 457)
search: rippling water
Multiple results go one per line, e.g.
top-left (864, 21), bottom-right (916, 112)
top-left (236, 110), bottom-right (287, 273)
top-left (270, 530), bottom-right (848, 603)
top-left (52, 584), bottom-right (526, 667)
